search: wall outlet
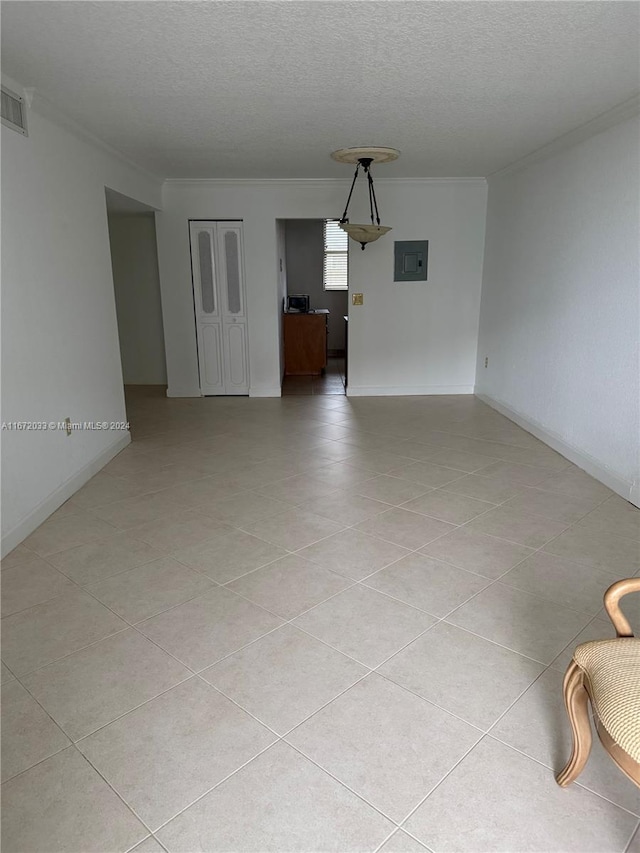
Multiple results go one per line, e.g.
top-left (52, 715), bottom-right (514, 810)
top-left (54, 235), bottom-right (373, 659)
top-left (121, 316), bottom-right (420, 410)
top-left (484, 357), bottom-right (489, 368)
top-left (352, 293), bottom-right (364, 306)
top-left (64, 417), bottom-right (72, 436)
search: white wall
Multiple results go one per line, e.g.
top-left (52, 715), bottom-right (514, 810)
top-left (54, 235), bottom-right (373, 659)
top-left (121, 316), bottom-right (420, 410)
top-left (284, 219), bottom-right (348, 352)
top-left (1, 82), bottom-right (162, 554)
top-left (156, 179), bottom-right (487, 398)
top-left (348, 182), bottom-right (488, 395)
top-left (107, 213), bottom-right (167, 385)
top-left (476, 116), bottom-right (640, 505)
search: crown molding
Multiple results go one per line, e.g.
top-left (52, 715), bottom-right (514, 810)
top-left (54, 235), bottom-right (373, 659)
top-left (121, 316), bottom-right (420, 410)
top-left (5, 72), bottom-right (637, 187)
top-left (1, 72), bottom-right (25, 98)
top-left (1, 73), bottom-right (163, 185)
top-left (162, 176), bottom-right (487, 188)
top-left (30, 91), bottom-right (163, 184)
top-left (488, 94), bottom-right (640, 180)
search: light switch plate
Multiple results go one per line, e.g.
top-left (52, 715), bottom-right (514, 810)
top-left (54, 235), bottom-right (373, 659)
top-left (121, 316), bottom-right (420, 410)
top-left (352, 293), bottom-right (364, 306)
top-left (394, 241), bottom-right (429, 281)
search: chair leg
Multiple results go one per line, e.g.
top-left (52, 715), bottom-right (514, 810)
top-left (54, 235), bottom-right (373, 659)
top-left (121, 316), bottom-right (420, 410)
top-left (556, 660), bottom-right (593, 787)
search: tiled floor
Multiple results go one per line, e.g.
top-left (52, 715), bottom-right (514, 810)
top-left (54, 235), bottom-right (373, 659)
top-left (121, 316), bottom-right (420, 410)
top-left (282, 356), bottom-right (346, 395)
top-left (2, 386), bottom-right (639, 852)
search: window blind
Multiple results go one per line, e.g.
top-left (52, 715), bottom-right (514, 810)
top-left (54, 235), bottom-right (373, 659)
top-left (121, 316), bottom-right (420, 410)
top-left (323, 220), bottom-right (348, 291)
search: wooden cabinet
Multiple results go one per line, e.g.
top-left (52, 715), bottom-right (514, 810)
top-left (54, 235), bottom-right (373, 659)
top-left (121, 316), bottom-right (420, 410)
top-left (283, 312), bottom-right (328, 375)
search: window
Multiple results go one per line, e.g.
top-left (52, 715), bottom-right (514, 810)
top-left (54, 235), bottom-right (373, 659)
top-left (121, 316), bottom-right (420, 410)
top-left (323, 219), bottom-right (349, 290)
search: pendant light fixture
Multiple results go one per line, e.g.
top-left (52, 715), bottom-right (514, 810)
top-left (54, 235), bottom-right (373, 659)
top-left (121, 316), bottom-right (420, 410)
top-left (331, 147), bottom-right (399, 249)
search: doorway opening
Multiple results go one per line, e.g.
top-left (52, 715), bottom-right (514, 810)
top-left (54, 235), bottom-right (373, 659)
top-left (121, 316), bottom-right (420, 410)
top-left (278, 218), bottom-right (348, 396)
top-left (105, 188), bottom-right (167, 425)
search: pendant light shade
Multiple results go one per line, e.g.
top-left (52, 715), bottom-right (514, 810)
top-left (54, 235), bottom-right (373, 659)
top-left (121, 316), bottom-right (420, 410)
top-left (331, 147), bottom-right (399, 250)
top-left (339, 223), bottom-right (392, 245)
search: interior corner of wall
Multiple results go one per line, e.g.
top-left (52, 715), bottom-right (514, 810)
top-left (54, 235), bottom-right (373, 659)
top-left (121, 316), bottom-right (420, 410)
top-left (166, 386), bottom-right (201, 398)
top-left (249, 385), bottom-right (282, 398)
top-left (1, 432), bottom-right (131, 558)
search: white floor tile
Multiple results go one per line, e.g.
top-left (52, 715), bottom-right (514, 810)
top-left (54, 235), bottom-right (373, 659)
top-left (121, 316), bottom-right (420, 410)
top-left (499, 551), bottom-right (619, 614)
top-left (293, 584), bottom-right (436, 667)
top-left (226, 554), bottom-right (352, 619)
top-left (378, 621), bottom-right (544, 730)
top-left (21, 629), bottom-right (191, 741)
top-left (446, 583), bottom-right (593, 664)
top-left (157, 742), bottom-right (394, 852)
top-left (171, 530), bottom-right (287, 583)
top-left (1, 680), bottom-right (71, 781)
top-left (287, 674), bottom-right (480, 821)
top-left (404, 738), bottom-right (636, 852)
top-left (47, 534), bottom-right (164, 586)
top-left (491, 668), bottom-right (640, 815)
top-left (1, 748), bottom-right (147, 853)
top-left (420, 527), bottom-right (533, 579)
top-left (78, 678), bottom-right (275, 829)
top-left (136, 586), bottom-right (283, 670)
top-left (1, 559), bottom-right (75, 617)
top-left (296, 528), bottom-right (410, 580)
top-left (1, 590), bottom-right (127, 675)
top-left (5, 391), bottom-right (634, 853)
top-left (202, 624), bottom-right (366, 734)
top-left (85, 556), bottom-right (214, 623)
top-left (241, 508), bottom-right (345, 551)
top-left (378, 830), bottom-right (430, 852)
top-left (356, 507), bottom-right (454, 550)
top-left (364, 553), bottom-right (490, 617)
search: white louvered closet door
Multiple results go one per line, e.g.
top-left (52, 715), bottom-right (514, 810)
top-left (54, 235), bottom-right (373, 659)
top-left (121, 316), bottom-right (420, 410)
top-left (190, 221), bottom-right (249, 395)
top-left (217, 224), bottom-right (249, 394)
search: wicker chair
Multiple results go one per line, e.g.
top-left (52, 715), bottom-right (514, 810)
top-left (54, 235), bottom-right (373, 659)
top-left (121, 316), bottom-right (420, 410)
top-left (557, 577), bottom-right (640, 789)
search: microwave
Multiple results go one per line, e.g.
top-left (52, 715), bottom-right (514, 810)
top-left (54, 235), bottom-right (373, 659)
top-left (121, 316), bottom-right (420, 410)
top-left (287, 294), bottom-right (310, 313)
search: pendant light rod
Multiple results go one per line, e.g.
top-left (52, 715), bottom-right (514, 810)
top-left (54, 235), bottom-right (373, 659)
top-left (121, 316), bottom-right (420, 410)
top-left (340, 161), bottom-right (361, 223)
top-left (340, 157), bottom-right (381, 225)
top-left (366, 165), bottom-right (381, 225)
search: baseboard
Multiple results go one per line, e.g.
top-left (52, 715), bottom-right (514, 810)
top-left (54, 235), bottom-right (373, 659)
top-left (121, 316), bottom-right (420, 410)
top-left (1, 433), bottom-right (131, 558)
top-left (166, 386), bottom-right (201, 398)
top-left (166, 385), bottom-right (282, 398)
top-left (347, 384), bottom-right (475, 397)
top-left (477, 393), bottom-right (638, 507)
top-left (249, 385), bottom-right (282, 398)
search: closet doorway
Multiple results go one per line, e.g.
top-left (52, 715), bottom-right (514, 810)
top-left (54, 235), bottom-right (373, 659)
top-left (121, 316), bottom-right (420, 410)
top-left (189, 220), bottom-right (249, 395)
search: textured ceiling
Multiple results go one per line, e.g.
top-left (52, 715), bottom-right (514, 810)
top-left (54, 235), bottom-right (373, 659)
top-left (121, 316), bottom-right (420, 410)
top-left (2, 1), bottom-right (639, 178)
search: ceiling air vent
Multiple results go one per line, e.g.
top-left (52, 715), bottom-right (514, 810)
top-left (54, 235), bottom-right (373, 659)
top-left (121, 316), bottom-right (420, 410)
top-left (1, 85), bottom-right (28, 136)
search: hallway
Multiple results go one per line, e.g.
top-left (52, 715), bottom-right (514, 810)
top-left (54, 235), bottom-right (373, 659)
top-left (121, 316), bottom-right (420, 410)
top-left (281, 357), bottom-right (346, 396)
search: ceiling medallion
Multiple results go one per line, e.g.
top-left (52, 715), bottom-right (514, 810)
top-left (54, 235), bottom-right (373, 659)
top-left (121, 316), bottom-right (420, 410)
top-left (331, 147), bottom-right (399, 250)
